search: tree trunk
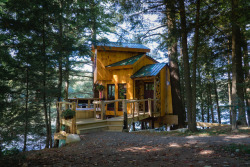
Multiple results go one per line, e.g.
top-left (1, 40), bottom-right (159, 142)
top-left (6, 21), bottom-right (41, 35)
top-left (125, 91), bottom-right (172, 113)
top-left (231, 0), bottom-right (246, 129)
top-left (23, 67), bottom-right (29, 152)
top-left (206, 85), bottom-right (210, 123)
top-left (42, 13), bottom-right (50, 148)
top-left (198, 68), bottom-right (204, 123)
top-left (64, 56), bottom-right (69, 100)
top-left (91, 1), bottom-right (97, 98)
top-left (48, 102), bottom-right (52, 148)
top-left (179, 0), bottom-right (196, 131)
top-left (227, 52), bottom-right (232, 124)
top-left (179, 41), bottom-right (186, 122)
top-left (242, 27), bottom-right (250, 126)
top-left (55, 0), bottom-right (64, 148)
top-left (190, 0), bottom-right (200, 129)
top-left (208, 84), bottom-right (215, 123)
top-left (166, 0), bottom-right (185, 128)
top-left (212, 68), bottom-right (221, 124)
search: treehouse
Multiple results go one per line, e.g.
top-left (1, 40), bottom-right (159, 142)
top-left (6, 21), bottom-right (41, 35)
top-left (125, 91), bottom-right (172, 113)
top-left (92, 42), bottom-right (173, 117)
top-left (55, 43), bottom-right (178, 137)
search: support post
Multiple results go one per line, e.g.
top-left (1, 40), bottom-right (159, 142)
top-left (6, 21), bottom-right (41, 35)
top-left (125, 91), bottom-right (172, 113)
top-left (135, 101), bottom-right (139, 116)
top-left (88, 100), bottom-right (91, 108)
top-left (101, 101), bottom-right (106, 120)
top-left (71, 102), bottom-right (76, 134)
top-left (123, 99), bottom-right (128, 131)
top-left (94, 103), bottom-right (96, 119)
top-left (143, 101), bottom-right (145, 116)
top-left (132, 102), bottom-right (135, 119)
top-left (148, 98), bottom-right (152, 117)
top-left (114, 102), bottom-right (116, 117)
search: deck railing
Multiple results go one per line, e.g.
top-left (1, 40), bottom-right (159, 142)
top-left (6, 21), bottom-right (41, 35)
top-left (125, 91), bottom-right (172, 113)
top-left (67, 98), bottom-right (101, 108)
top-left (57, 98), bottom-right (159, 133)
top-left (56, 101), bottom-right (77, 133)
top-left (93, 98), bottom-right (159, 130)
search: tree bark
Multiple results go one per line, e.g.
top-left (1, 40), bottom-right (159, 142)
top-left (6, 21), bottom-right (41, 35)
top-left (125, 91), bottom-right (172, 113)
top-left (48, 101), bottom-right (52, 148)
top-left (208, 83), bottom-right (215, 123)
top-left (166, 0), bottom-right (185, 128)
top-left (231, 0), bottom-right (239, 130)
top-left (55, 0), bottom-right (64, 148)
top-left (91, 1), bottom-right (97, 98)
top-left (198, 68), bottom-right (204, 123)
top-left (23, 67), bottom-right (29, 152)
top-left (190, 0), bottom-right (200, 129)
top-left (64, 56), bottom-right (69, 100)
top-left (231, 0), bottom-right (246, 129)
top-left (179, 41), bottom-right (186, 122)
top-left (242, 27), bottom-right (250, 126)
top-left (179, 0), bottom-right (196, 131)
top-left (212, 68), bottom-right (221, 124)
top-left (206, 84), bottom-right (210, 123)
top-left (42, 11), bottom-right (50, 148)
top-left (227, 51), bottom-right (232, 124)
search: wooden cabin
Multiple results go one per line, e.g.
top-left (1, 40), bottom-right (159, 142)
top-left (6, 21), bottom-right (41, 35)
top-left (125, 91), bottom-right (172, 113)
top-left (92, 42), bottom-right (174, 118)
top-left (55, 42), bottom-right (178, 137)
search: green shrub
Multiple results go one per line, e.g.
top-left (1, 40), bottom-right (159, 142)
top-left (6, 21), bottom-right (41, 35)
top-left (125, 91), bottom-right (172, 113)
top-left (61, 109), bottom-right (75, 119)
top-left (96, 84), bottom-right (104, 91)
top-left (2, 147), bottom-right (20, 156)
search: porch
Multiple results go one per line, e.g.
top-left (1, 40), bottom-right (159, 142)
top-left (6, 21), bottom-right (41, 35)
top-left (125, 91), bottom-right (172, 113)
top-left (55, 98), bottom-right (161, 136)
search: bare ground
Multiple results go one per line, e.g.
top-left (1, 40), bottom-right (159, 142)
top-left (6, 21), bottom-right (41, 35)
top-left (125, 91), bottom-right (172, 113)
top-left (2, 127), bottom-right (250, 167)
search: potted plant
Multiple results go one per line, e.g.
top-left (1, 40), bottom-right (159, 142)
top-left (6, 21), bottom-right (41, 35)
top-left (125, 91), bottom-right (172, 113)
top-left (96, 84), bottom-right (104, 98)
top-left (61, 109), bottom-right (76, 120)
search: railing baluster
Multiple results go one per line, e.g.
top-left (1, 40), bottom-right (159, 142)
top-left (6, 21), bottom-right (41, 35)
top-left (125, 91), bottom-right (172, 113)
top-left (148, 98), bottom-right (152, 117)
top-left (122, 99), bottom-right (128, 131)
top-left (143, 101), bottom-right (145, 116)
top-left (94, 104), bottom-right (96, 119)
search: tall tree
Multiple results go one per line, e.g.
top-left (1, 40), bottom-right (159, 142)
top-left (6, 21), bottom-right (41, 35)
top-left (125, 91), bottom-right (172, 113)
top-left (231, 0), bottom-right (246, 130)
top-left (179, 0), bottom-right (196, 131)
top-left (191, 0), bottom-right (200, 129)
top-left (166, 0), bottom-right (185, 128)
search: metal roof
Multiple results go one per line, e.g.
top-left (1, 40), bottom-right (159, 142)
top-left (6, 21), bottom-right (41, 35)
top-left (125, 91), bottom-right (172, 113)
top-left (97, 42), bottom-right (150, 50)
top-left (131, 63), bottom-right (167, 78)
top-left (106, 54), bottom-right (144, 67)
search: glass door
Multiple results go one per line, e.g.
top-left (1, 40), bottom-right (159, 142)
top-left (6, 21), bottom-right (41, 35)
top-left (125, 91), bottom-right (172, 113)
top-left (144, 82), bottom-right (154, 111)
top-left (118, 84), bottom-right (127, 111)
top-left (107, 84), bottom-right (115, 110)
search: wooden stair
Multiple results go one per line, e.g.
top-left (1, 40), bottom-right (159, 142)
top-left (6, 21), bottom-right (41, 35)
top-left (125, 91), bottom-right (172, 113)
top-left (76, 117), bottom-right (124, 134)
top-left (74, 109), bottom-right (159, 134)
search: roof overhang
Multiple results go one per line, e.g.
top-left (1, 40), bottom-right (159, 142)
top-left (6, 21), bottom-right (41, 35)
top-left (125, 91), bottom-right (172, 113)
top-left (106, 65), bottom-right (133, 70)
top-left (92, 46), bottom-right (150, 53)
top-left (131, 63), bottom-right (167, 79)
top-left (132, 76), bottom-right (155, 80)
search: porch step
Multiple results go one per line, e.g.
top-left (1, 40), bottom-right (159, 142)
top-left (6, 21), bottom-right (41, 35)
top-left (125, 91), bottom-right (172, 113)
top-left (76, 119), bottom-right (107, 129)
top-left (77, 125), bottom-right (123, 134)
top-left (107, 120), bottom-right (124, 126)
top-left (77, 125), bottom-right (108, 134)
top-left (107, 125), bottom-right (123, 132)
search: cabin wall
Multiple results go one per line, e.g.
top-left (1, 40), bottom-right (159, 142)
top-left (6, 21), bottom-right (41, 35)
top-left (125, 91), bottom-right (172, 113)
top-left (95, 50), bottom-right (140, 82)
top-left (160, 67), bottom-right (166, 116)
top-left (98, 68), bottom-right (134, 115)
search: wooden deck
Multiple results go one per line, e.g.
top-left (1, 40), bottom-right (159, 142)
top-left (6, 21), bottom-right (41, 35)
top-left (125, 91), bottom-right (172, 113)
top-left (56, 99), bottom-right (172, 135)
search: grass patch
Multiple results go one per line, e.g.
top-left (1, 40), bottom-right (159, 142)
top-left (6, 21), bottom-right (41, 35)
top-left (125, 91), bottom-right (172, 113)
top-left (223, 144), bottom-right (250, 154)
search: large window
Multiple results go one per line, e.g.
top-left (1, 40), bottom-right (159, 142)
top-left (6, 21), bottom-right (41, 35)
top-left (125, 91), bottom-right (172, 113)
top-left (107, 84), bottom-right (115, 110)
top-left (118, 84), bottom-right (127, 111)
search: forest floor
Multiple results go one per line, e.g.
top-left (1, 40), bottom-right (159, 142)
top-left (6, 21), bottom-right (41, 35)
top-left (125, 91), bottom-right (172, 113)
top-left (1, 126), bottom-right (250, 167)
